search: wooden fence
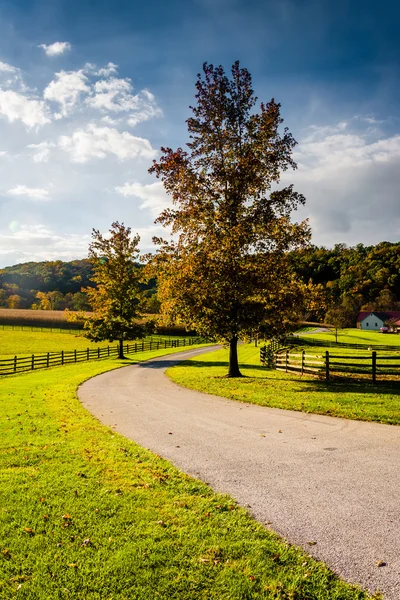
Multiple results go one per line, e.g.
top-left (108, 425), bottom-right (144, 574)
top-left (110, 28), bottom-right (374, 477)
top-left (273, 348), bottom-right (400, 382)
top-left (288, 335), bottom-right (400, 352)
top-left (0, 337), bottom-right (202, 376)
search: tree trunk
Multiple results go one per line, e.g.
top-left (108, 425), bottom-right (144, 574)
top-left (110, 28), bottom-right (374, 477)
top-left (118, 338), bottom-right (125, 359)
top-left (227, 336), bottom-right (243, 377)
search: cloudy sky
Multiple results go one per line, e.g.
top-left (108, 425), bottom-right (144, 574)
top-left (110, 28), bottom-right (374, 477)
top-left (0, 0), bottom-right (399, 268)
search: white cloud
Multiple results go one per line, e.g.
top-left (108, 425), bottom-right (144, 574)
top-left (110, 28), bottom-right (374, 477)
top-left (7, 185), bottom-right (50, 200)
top-left (283, 122), bottom-right (400, 246)
top-left (0, 61), bottom-right (19, 73)
top-left (87, 76), bottom-right (162, 126)
top-left (293, 127), bottom-right (400, 181)
top-left (43, 69), bottom-right (90, 118)
top-left (26, 141), bottom-right (55, 162)
top-left (97, 62), bottom-right (118, 77)
top-left (39, 42), bottom-right (72, 56)
top-left (0, 225), bottom-right (91, 266)
top-left (116, 181), bottom-right (171, 217)
top-left (58, 124), bottom-right (156, 163)
top-left (0, 90), bottom-right (50, 127)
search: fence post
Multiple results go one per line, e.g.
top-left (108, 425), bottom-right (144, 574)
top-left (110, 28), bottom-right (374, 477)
top-left (108, 346), bottom-right (110, 357)
top-left (98, 347), bottom-right (100, 359)
top-left (150, 340), bottom-right (152, 350)
top-left (301, 350), bottom-right (305, 375)
top-left (285, 350), bottom-right (289, 372)
top-left (61, 350), bottom-right (64, 365)
top-left (325, 351), bottom-right (330, 381)
top-left (31, 354), bottom-right (34, 371)
top-left (14, 355), bottom-right (17, 372)
top-left (47, 352), bottom-right (50, 368)
top-left (372, 351), bottom-right (377, 383)
top-left (87, 348), bottom-right (89, 361)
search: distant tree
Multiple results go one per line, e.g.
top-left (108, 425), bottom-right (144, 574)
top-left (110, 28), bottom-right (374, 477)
top-left (35, 291), bottom-right (52, 310)
top-left (71, 292), bottom-right (90, 311)
top-left (0, 289), bottom-right (7, 307)
top-left (7, 294), bottom-right (22, 309)
top-left (148, 61), bottom-right (309, 377)
top-left (82, 222), bottom-right (151, 359)
top-left (325, 305), bottom-right (352, 342)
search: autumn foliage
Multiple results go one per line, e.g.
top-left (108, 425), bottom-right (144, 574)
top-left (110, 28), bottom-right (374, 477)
top-left (83, 222), bottom-right (151, 359)
top-left (148, 62), bottom-right (309, 376)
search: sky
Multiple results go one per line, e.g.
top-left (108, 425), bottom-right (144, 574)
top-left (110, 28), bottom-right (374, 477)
top-left (0, 0), bottom-right (399, 268)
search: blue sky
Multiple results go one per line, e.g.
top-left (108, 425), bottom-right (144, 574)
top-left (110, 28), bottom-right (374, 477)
top-left (0, 0), bottom-right (399, 267)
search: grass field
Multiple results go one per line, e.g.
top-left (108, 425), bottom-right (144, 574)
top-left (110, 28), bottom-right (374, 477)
top-left (167, 345), bottom-right (400, 425)
top-left (0, 350), bottom-right (377, 599)
top-left (298, 328), bottom-right (400, 346)
top-left (0, 330), bottom-right (194, 359)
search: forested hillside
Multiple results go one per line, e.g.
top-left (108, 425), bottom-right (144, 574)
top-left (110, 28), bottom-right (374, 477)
top-left (0, 241), bottom-right (399, 321)
top-left (291, 241), bottom-right (400, 322)
top-left (0, 259), bottom-right (158, 313)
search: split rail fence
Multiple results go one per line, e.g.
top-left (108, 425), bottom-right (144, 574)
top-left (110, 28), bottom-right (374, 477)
top-left (0, 337), bottom-right (202, 376)
top-left (273, 348), bottom-right (400, 382)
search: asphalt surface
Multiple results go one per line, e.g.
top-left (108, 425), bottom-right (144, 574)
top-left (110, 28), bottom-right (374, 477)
top-left (78, 346), bottom-right (400, 599)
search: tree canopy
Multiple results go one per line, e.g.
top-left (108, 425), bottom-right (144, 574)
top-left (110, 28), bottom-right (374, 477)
top-left (82, 222), bottom-right (151, 358)
top-left (148, 61), bottom-right (310, 376)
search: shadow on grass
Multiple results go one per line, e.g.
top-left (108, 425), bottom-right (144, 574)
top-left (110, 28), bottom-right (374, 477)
top-left (294, 377), bottom-right (400, 396)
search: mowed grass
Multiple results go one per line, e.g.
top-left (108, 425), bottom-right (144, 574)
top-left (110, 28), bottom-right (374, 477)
top-left (0, 330), bottom-right (191, 359)
top-left (0, 329), bottom-right (103, 358)
top-left (167, 345), bottom-right (400, 425)
top-left (298, 328), bottom-right (400, 346)
top-left (0, 352), bottom-right (378, 599)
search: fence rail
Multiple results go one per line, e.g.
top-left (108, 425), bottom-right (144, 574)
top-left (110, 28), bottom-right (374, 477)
top-left (270, 348), bottom-right (400, 382)
top-left (0, 337), bottom-right (203, 376)
top-left (289, 335), bottom-right (400, 352)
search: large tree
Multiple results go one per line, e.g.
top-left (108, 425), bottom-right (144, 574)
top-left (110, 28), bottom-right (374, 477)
top-left (83, 222), bottom-right (150, 359)
top-left (149, 62), bottom-right (309, 376)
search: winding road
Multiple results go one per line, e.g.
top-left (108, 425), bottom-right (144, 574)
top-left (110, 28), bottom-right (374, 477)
top-left (79, 346), bottom-right (400, 599)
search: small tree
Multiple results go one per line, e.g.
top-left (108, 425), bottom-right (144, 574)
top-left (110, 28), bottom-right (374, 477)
top-left (148, 61), bottom-right (309, 377)
top-left (83, 222), bottom-right (150, 359)
top-left (325, 305), bottom-right (352, 342)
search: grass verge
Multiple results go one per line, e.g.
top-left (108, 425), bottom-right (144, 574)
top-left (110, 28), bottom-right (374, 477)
top-left (167, 345), bottom-right (400, 425)
top-left (0, 349), bottom-right (378, 599)
top-left (297, 328), bottom-right (400, 346)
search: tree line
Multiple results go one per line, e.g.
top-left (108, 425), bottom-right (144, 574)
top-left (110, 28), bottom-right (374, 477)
top-left (0, 259), bottom-right (159, 313)
top-left (2, 240), bottom-right (399, 321)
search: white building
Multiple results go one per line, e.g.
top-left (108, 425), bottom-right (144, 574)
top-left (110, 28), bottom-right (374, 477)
top-left (358, 313), bottom-right (385, 330)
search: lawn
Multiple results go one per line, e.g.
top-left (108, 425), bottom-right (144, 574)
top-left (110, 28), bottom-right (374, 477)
top-left (297, 328), bottom-right (400, 346)
top-left (0, 329), bottom-right (194, 359)
top-left (0, 349), bottom-right (377, 599)
top-left (167, 344), bottom-right (400, 425)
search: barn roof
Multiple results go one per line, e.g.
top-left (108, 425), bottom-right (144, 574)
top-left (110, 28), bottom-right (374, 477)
top-left (357, 311), bottom-right (400, 322)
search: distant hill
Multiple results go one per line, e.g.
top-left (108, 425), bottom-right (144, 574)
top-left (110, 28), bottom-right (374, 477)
top-left (0, 259), bottom-right (157, 311)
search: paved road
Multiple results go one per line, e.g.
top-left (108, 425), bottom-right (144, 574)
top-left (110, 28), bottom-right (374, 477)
top-left (79, 347), bottom-right (400, 599)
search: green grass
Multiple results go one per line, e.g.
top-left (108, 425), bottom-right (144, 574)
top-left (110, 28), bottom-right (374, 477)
top-left (0, 350), bottom-right (378, 599)
top-left (167, 345), bottom-right (400, 426)
top-left (297, 328), bottom-right (400, 346)
top-left (0, 330), bottom-right (193, 359)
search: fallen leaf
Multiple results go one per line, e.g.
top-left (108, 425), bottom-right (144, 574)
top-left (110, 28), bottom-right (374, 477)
top-left (157, 520), bottom-right (166, 527)
top-left (376, 560), bottom-right (387, 567)
top-left (82, 538), bottom-right (91, 547)
top-left (307, 541), bottom-right (317, 546)
top-left (23, 528), bottom-right (34, 536)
